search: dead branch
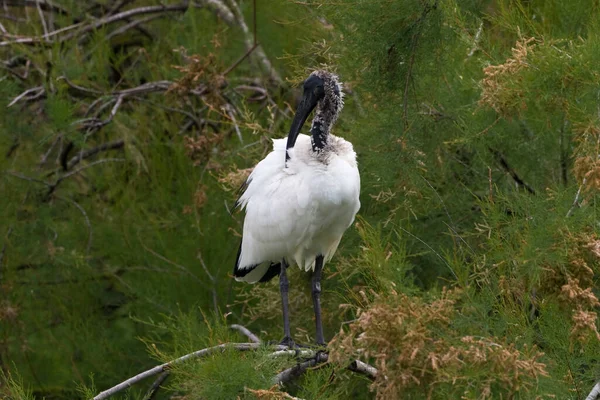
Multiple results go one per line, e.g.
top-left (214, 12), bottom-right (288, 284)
top-left (7, 85), bottom-right (45, 107)
top-left (273, 352), bottom-right (329, 385)
top-left (142, 371), bottom-right (169, 400)
top-left (230, 324), bottom-right (261, 343)
top-left (66, 140), bottom-right (125, 170)
top-left (93, 342), bottom-right (282, 400)
top-left (587, 382), bottom-right (600, 400)
top-left (348, 359), bottom-right (379, 378)
top-left (566, 179), bottom-right (585, 217)
top-left (93, 339), bottom-right (377, 400)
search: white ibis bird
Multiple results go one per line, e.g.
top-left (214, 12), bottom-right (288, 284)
top-left (233, 70), bottom-right (360, 346)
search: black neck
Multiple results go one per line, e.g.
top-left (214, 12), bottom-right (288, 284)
top-left (311, 117), bottom-right (328, 151)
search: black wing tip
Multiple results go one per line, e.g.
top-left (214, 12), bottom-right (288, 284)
top-left (232, 177), bottom-right (252, 213)
top-left (258, 263), bottom-right (281, 283)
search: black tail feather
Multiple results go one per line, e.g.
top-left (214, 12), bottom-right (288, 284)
top-left (234, 240), bottom-right (281, 283)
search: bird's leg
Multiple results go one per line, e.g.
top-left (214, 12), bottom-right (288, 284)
top-left (312, 255), bottom-right (325, 346)
top-left (279, 259), bottom-right (293, 347)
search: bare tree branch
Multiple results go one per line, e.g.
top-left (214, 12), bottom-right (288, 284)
top-left (273, 352), bottom-right (329, 384)
top-left (230, 324), bottom-right (260, 343)
top-left (93, 342), bottom-right (282, 400)
top-left (7, 85), bottom-right (44, 107)
top-left (142, 371), bottom-right (169, 400)
top-left (587, 382), bottom-right (600, 400)
top-left (66, 140), bottom-right (125, 170)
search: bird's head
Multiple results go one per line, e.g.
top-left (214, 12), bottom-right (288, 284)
top-left (286, 71), bottom-right (344, 156)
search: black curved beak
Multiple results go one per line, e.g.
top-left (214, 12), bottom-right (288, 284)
top-left (285, 89), bottom-right (321, 162)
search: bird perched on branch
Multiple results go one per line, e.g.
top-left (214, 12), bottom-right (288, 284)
top-left (233, 70), bottom-right (360, 347)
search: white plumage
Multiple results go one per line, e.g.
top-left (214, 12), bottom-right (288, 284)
top-left (235, 134), bottom-right (360, 282)
top-left (232, 70), bottom-right (359, 346)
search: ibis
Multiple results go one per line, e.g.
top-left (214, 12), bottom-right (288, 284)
top-left (233, 70), bottom-right (360, 346)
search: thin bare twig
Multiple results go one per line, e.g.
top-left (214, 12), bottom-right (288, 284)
top-left (48, 158), bottom-right (127, 195)
top-left (225, 0), bottom-right (282, 84)
top-left (3, 0), bottom-right (68, 15)
top-left (566, 179), bottom-right (586, 217)
top-left (230, 324), bottom-right (260, 343)
top-left (273, 352), bottom-right (329, 384)
top-left (6, 170), bottom-right (51, 186)
top-left (198, 252), bottom-right (219, 314)
top-left (66, 140), bottom-right (125, 170)
top-left (142, 371), bottom-right (169, 400)
top-left (56, 196), bottom-right (93, 254)
top-left (489, 147), bottom-right (536, 195)
top-left (7, 85), bottom-right (45, 107)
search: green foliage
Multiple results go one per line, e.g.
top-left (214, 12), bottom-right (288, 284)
top-left (3, 0), bottom-right (600, 399)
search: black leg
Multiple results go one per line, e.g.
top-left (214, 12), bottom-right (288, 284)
top-left (279, 259), bottom-right (293, 347)
top-left (312, 255), bottom-right (325, 346)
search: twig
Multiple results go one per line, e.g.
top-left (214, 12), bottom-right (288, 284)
top-left (401, 0), bottom-right (438, 130)
top-left (66, 139), bottom-right (125, 170)
top-left (489, 147), bottom-right (536, 195)
top-left (48, 158), bottom-right (127, 195)
top-left (35, 0), bottom-right (49, 39)
top-left (104, 14), bottom-right (163, 41)
top-left (140, 241), bottom-right (206, 288)
top-left (6, 170), bottom-right (51, 186)
top-left (7, 85), bottom-right (45, 107)
top-left (348, 360), bottom-right (378, 378)
top-left (587, 382), bottom-right (600, 400)
top-left (59, 2), bottom-right (192, 42)
top-left (93, 343), bottom-right (283, 400)
top-left (38, 134), bottom-right (61, 167)
top-left (56, 196), bottom-right (93, 255)
top-left (566, 179), bottom-right (585, 217)
top-left (229, 324), bottom-right (260, 343)
top-left (3, 0), bottom-right (68, 15)
top-left (273, 352), bottom-right (329, 384)
top-left (142, 371), bottom-right (169, 400)
top-left (225, 0), bottom-right (282, 84)
top-left (224, 103), bottom-right (243, 143)
top-left (467, 21), bottom-right (483, 57)
top-left (198, 251), bottom-right (219, 314)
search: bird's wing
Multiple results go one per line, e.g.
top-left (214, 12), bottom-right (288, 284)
top-left (234, 136), bottom-right (315, 282)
